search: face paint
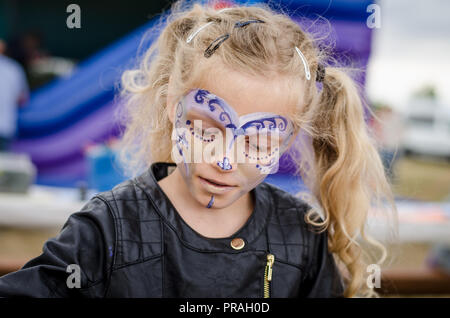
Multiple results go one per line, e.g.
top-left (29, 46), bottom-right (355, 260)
top-left (171, 88), bottom-right (296, 210)
top-left (206, 195), bottom-right (215, 208)
top-left (217, 156), bottom-right (232, 171)
top-left (175, 89), bottom-right (295, 170)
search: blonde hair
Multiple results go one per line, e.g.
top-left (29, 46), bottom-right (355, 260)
top-left (117, 0), bottom-right (398, 297)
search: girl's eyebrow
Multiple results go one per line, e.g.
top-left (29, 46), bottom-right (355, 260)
top-left (189, 89), bottom-right (294, 123)
top-left (208, 91), bottom-right (289, 120)
top-left (190, 108), bottom-right (291, 127)
top-left (187, 111), bottom-right (222, 126)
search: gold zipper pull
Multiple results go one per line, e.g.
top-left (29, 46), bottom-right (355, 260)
top-left (264, 253), bottom-right (275, 298)
top-left (266, 254), bottom-right (275, 281)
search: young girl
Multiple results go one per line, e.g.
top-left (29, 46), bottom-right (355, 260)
top-left (0, 1), bottom-right (397, 298)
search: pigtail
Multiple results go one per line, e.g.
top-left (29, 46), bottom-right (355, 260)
top-left (117, 2), bottom-right (206, 176)
top-left (306, 67), bottom-right (398, 297)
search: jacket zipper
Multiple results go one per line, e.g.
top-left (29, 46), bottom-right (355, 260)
top-left (263, 253), bottom-right (275, 298)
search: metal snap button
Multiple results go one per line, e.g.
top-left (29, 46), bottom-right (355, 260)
top-left (230, 238), bottom-right (245, 250)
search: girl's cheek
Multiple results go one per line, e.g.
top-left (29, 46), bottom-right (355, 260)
top-left (237, 164), bottom-right (268, 187)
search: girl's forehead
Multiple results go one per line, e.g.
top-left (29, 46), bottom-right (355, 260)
top-left (191, 64), bottom-right (302, 119)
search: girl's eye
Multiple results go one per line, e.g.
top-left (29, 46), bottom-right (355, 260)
top-left (252, 143), bottom-right (260, 151)
top-left (248, 143), bottom-right (259, 151)
top-left (194, 127), bottom-right (204, 134)
top-left (192, 126), bottom-right (218, 143)
top-left (194, 127), bottom-right (213, 135)
top-left (245, 136), bottom-right (271, 153)
top-left (245, 137), bottom-right (260, 151)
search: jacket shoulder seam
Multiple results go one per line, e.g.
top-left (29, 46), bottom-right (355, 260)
top-left (92, 194), bottom-right (120, 296)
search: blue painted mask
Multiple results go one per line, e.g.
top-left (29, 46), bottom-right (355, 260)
top-left (173, 88), bottom-right (295, 175)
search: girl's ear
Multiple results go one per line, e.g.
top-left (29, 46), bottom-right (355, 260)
top-left (167, 96), bottom-right (175, 124)
top-left (166, 76), bottom-right (176, 124)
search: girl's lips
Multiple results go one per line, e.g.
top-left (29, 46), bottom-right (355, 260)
top-left (199, 176), bottom-right (235, 187)
top-left (198, 176), bottom-right (237, 193)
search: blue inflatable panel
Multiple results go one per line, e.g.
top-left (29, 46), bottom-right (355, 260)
top-left (16, 17), bottom-right (160, 138)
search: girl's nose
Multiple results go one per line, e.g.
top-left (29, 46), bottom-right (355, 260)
top-left (215, 156), bottom-right (235, 172)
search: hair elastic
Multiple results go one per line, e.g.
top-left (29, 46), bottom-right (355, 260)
top-left (316, 63), bottom-right (326, 82)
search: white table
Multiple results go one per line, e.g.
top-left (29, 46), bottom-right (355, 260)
top-left (0, 185), bottom-right (95, 229)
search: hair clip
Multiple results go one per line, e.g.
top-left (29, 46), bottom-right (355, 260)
top-left (234, 19), bottom-right (265, 28)
top-left (186, 21), bottom-right (214, 43)
top-left (204, 33), bottom-right (230, 58)
top-left (217, 7), bottom-right (234, 13)
top-left (203, 19), bottom-right (265, 58)
top-left (294, 46), bottom-right (311, 81)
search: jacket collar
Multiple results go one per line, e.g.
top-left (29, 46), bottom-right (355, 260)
top-left (134, 162), bottom-right (273, 252)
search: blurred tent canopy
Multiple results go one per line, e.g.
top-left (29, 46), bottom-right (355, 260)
top-left (9, 0), bottom-right (374, 187)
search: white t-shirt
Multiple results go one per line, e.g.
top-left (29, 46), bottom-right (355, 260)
top-left (0, 55), bottom-right (29, 138)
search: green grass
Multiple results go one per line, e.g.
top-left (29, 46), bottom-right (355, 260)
top-left (391, 157), bottom-right (450, 201)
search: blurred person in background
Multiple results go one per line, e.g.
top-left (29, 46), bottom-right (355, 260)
top-left (6, 31), bottom-right (47, 74)
top-left (7, 31), bottom-right (74, 89)
top-left (6, 31), bottom-right (50, 89)
top-left (0, 39), bottom-right (29, 152)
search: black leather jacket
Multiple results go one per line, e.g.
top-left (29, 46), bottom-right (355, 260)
top-left (0, 162), bottom-right (344, 298)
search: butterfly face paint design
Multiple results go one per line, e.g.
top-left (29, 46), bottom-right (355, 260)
top-left (170, 88), bottom-right (297, 210)
top-left (173, 89), bottom-right (295, 175)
